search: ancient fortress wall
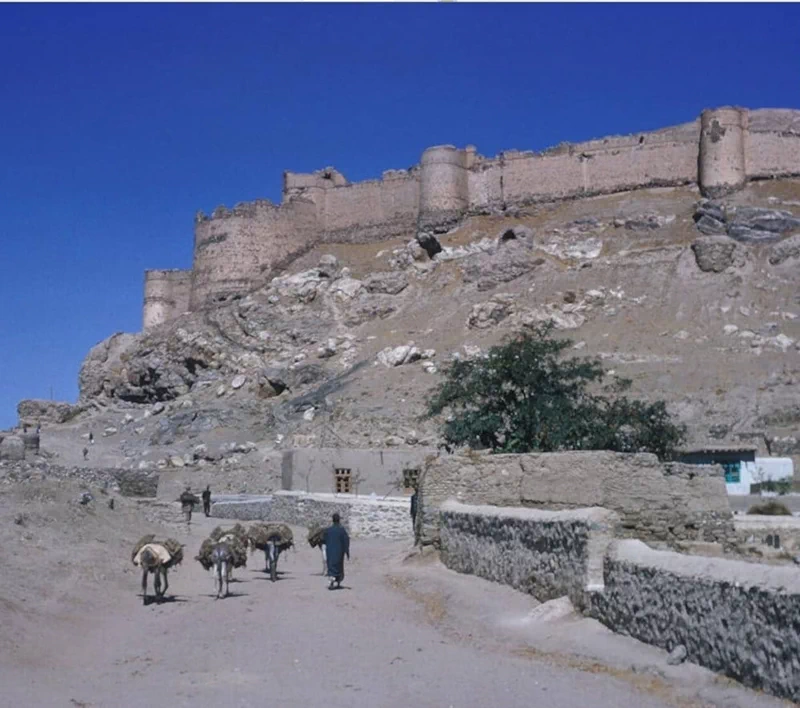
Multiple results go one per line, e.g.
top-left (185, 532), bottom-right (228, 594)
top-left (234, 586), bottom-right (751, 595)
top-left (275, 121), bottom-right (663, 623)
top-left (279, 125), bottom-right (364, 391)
top-left (142, 269), bottom-right (192, 329)
top-left (143, 106), bottom-right (800, 328)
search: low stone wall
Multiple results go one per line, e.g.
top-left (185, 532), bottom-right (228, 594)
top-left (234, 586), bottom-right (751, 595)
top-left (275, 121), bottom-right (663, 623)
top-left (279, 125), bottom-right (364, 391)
top-left (438, 500), bottom-right (800, 702)
top-left (212, 491), bottom-right (412, 539)
top-left (0, 460), bottom-right (159, 497)
top-left (440, 501), bottom-right (617, 610)
top-left (418, 451), bottom-right (734, 548)
top-left (593, 540), bottom-right (800, 702)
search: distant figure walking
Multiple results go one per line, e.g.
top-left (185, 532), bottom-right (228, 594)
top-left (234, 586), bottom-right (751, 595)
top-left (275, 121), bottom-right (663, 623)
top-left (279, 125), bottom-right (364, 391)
top-left (410, 487), bottom-right (419, 542)
top-left (323, 513), bottom-right (350, 590)
top-left (89, 431), bottom-right (94, 445)
top-left (23, 424), bottom-right (28, 433)
top-left (202, 485), bottom-right (212, 517)
top-left (82, 447), bottom-right (89, 461)
top-left (36, 422), bottom-right (41, 435)
top-left (180, 486), bottom-right (198, 529)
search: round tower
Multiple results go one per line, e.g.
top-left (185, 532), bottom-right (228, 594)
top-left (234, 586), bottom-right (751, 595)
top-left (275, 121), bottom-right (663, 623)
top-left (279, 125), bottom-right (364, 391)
top-left (418, 145), bottom-right (469, 231)
top-left (699, 107), bottom-right (747, 198)
top-left (143, 270), bottom-right (176, 330)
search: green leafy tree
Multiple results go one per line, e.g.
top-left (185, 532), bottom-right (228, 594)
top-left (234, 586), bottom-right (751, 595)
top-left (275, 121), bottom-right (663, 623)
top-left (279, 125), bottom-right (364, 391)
top-left (424, 323), bottom-right (686, 460)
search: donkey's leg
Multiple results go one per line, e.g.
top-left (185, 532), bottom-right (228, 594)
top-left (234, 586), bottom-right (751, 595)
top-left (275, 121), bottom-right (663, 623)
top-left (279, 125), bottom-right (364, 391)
top-left (222, 560), bottom-right (229, 597)
top-left (154, 569), bottom-right (162, 602)
top-left (321, 545), bottom-right (327, 576)
top-left (161, 568), bottom-right (169, 596)
top-left (141, 568), bottom-right (149, 604)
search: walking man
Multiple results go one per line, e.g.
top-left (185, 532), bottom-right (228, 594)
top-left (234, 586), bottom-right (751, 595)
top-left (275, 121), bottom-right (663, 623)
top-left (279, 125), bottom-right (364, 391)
top-left (179, 486), bottom-right (197, 529)
top-left (322, 513), bottom-right (350, 590)
top-left (201, 485), bottom-right (212, 517)
top-left (410, 485), bottom-right (419, 542)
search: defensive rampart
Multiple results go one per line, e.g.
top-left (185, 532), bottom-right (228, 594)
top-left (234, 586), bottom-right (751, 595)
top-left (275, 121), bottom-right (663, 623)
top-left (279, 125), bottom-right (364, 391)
top-left (438, 501), bottom-right (800, 702)
top-left (144, 106), bottom-right (800, 322)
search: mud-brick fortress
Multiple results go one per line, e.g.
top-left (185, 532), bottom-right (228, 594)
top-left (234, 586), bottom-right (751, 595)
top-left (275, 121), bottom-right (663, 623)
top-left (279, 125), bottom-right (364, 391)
top-left (143, 107), bottom-right (800, 330)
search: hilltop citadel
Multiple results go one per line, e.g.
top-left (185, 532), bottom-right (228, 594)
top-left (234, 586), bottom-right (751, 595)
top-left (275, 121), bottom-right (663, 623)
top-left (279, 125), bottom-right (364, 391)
top-left (144, 106), bottom-right (800, 329)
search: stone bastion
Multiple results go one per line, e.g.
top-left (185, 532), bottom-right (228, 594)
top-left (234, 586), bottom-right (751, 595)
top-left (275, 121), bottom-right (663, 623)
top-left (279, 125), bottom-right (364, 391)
top-left (143, 106), bottom-right (800, 328)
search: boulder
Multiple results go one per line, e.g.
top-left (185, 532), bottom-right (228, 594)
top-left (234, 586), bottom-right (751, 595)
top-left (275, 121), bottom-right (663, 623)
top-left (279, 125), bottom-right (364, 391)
top-left (769, 234), bottom-right (800, 265)
top-left (377, 345), bottom-right (412, 368)
top-left (364, 271), bottom-right (409, 295)
top-left (467, 295), bottom-right (516, 329)
top-left (231, 374), bottom-right (246, 390)
top-left (330, 277), bottom-right (363, 300)
top-left (691, 235), bottom-right (739, 273)
top-left (416, 232), bottom-right (443, 259)
top-left (461, 240), bottom-right (545, 291)
top-left (317, 254), bottom-right (340, 278)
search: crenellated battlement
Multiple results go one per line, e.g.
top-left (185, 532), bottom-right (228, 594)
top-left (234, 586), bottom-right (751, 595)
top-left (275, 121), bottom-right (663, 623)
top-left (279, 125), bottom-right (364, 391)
top-left (142, 106), bottom-right (800, 329)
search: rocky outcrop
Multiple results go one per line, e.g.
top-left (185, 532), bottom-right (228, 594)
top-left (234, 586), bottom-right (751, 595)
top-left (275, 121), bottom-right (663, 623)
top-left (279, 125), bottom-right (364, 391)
top-left (17, 399), bottom-right (81, 425)
top-left (694, 201), bottom-right (800, 244)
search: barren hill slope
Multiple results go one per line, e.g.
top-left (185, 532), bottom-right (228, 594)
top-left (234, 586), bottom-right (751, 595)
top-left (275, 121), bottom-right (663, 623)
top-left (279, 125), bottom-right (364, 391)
top-left (17, 180), bottom-right (800, 491)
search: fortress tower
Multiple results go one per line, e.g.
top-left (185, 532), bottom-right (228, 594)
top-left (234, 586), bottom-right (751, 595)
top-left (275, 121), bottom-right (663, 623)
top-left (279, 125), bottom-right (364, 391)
top-left (142, 269), bottom-right (192, 330)
top-left (142, 106), bottom-right (800, 330)
top-left (418, 145), bottom-right (470, 231)
top-left (699, 107), bottom-right (748, 198)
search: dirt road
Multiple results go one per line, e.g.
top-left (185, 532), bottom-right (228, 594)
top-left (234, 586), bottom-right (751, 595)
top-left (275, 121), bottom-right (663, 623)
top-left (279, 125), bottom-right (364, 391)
top-left (0, 512), bottom-right (789, 708)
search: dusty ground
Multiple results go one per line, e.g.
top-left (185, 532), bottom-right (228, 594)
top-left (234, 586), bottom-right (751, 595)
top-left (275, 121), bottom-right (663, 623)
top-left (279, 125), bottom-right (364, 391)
top-left (0, 486), bottom-right (791, 708)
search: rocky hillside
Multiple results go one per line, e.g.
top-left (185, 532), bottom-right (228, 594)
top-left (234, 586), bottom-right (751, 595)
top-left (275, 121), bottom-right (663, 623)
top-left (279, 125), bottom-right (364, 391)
top-left (8, 179), bottom-right (800, 492)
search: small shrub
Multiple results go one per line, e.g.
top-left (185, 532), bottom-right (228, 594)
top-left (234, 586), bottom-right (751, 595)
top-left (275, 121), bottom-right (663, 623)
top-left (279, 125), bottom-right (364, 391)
top-left (746, 500), bottom-right (792, 516)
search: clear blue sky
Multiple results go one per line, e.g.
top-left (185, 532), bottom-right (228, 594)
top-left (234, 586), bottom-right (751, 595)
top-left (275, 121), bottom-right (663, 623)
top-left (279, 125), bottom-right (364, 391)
top-left (1, 3), bottom-right (798, 428)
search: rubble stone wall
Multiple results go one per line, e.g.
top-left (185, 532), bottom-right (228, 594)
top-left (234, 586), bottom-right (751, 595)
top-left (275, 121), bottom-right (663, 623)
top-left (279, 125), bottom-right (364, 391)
top-left (592, 539), bottom-right (800, 703)
top-left (439, 501), bottom-right (617, 609)
top-left (438, 499), bottom-right (800, 702)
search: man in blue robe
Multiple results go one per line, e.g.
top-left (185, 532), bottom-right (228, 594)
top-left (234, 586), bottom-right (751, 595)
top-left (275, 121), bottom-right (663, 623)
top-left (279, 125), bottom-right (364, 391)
top-left (323, 513), bottom-right (350, 590)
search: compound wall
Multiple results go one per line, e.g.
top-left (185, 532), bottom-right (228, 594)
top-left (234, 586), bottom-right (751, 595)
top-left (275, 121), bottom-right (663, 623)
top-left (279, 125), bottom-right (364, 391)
top-left (211, 490), bottom-right (412, 539)
top-left (416, 451), bottom-right (735, 548)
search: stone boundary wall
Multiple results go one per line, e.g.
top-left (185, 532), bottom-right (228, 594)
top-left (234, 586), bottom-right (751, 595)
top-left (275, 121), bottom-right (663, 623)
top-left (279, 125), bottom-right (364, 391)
top-left (145, 106), bottom-right (800, 319)
top-left (211, 491), bottom-right (412, 539)
top-left (593, 539), bottom-right (800, 702)
top-left (417, 451), bottom-right (735, 549)
top-left (0, 460), bottom-right (159, 497)
top-left (439, 501), bottom-right (617, 610)
top-left (440, 500), bottom-right (800, 702)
